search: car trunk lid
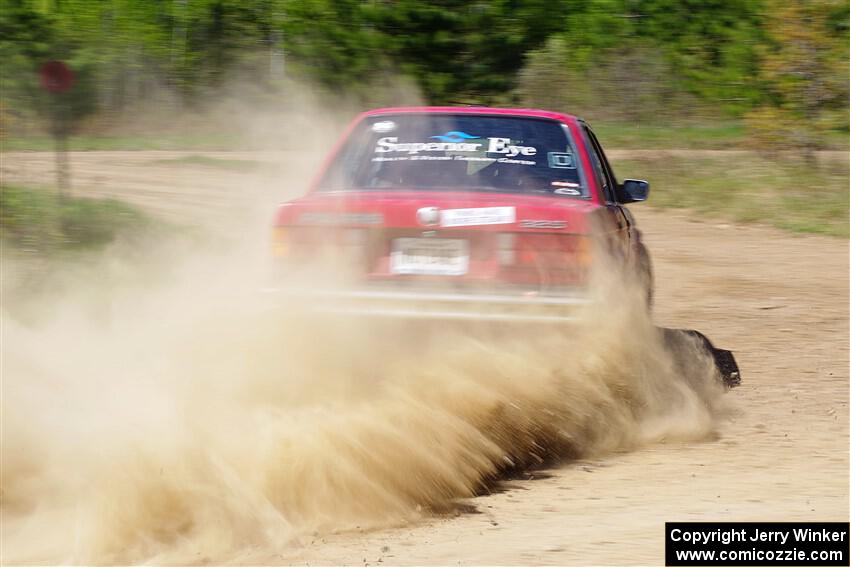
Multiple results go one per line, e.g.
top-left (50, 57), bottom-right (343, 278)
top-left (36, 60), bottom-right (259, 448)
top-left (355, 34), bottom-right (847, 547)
top-left (274, 190), bottom-right (597, 289)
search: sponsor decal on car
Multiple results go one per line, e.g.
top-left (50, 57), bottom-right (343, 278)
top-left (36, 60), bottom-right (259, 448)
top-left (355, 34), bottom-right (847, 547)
top-left (486, 137), bottom-right (537, 158)
top-left (374, 136), bottom-right (481, 155)
top-left (430, 131), bottom-right (480, 143)
top-left (551, 180), bottom-right (582, 196)
top-left (373, 133), bottom-right (538, 161)
top-left (440, 206), bottom-right (516, 227)
top-left (548, 152), bottom-right (576, 169)
top-left (371, 120), bottom-right (397, 133)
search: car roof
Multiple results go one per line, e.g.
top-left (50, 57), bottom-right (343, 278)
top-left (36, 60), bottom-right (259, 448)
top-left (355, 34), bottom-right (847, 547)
top-left (361, 106), bottom-right (580, 123)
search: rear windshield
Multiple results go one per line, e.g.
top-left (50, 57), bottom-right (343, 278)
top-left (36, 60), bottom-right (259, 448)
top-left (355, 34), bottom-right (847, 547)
top-left (318, 114), bottom-right (586, 198)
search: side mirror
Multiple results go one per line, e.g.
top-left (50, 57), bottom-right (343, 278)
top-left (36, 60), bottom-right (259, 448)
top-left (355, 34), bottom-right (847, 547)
top-left (618, 179), bottom-right (650, 203)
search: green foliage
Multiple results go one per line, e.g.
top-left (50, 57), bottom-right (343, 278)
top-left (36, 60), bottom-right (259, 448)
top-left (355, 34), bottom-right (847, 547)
top-left (518, 38), bottom-right (702, 123)
top-left (0, 0), bottom-right (100, 136)
top-left (1, 0), bottom-right (769, 116)
top-left (278, 0), bottom-right (571, 103)
top-left (628, 0), bottom-right (765, 112)
top-left (518, 0), bottom-right (765, 118)
top-left (744, 0), bottom-right (850, 160)
top-left (0, 185), bottom-right (151, 253)
top-left (1, 0), bottom-right (846, 156)
top-left (592, 122), bottom-right (747, 149)
top-left (280, 0), bottom-right (387, 93)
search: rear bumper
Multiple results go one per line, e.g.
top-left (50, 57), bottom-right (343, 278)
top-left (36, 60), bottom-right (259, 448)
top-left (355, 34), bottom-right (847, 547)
top-left (263, 287), bottom-right (593, 323)
top-left (261, 288), bottom-right (741, 386)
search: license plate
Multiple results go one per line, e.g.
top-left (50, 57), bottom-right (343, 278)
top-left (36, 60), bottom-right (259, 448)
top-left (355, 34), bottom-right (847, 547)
top-left (390, 238), bottom-right (469, 276)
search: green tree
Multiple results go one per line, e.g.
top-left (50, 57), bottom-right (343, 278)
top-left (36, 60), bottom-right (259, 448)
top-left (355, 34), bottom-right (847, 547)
top-left (628, 0), bottom-right (765, 113)
top-left (745, 0), bottom-right (850, 161)
top-left (517, 0), bottom-right (760, 120)
top-left (4, 0), bottom-right (829, 136)
top-left (0, 0), bottom-right (98, 137)
top-left (278, 0), bottom-right (570, 104)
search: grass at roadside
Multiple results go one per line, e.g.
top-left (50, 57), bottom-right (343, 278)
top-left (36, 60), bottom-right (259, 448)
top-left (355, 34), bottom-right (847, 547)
top-left (611, 153), bottom-right (849, 237)
top-left (1, 185), bottom-right (154, 255)
top-left (595, 123), bottom-right (849, 151)
top-left (593, 122), bottom-right (747, 150)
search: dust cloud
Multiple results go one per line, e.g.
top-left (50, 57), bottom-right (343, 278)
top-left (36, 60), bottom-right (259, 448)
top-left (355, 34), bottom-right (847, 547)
top-left (1, 257), bottom-right (726, 563)
top-left (1, 90), bottom-right (727, 564)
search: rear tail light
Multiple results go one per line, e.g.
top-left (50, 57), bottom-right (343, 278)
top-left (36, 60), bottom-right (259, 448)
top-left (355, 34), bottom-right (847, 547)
top-left (574, 236), bottom-right (592, 268)
top-left (272, 226), bottom-right (288, 258)
top-left (272, 227), bottom-right (367, 253)
top-left (273, 225), bottom-right (371, 278)
top-left (497, 232), bottom-right (592, 270)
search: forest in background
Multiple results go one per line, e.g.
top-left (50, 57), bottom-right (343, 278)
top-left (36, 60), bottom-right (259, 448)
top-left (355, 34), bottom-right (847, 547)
top-left (1, 0), bottom-right (848, 153)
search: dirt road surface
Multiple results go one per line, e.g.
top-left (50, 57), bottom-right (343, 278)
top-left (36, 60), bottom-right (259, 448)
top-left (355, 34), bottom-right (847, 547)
top-left (2, 151), bottom-right (848, 565)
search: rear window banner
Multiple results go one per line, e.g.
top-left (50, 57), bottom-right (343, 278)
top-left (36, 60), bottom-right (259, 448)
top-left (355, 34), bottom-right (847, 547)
top-left (374, 136), bottom-right (537, 160)
top-left (320, 114), bottom-right (586, 197)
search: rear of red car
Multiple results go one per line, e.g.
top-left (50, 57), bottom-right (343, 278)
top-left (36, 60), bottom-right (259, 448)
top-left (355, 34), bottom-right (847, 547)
top-left (271, 107), bottom-right (610, 322)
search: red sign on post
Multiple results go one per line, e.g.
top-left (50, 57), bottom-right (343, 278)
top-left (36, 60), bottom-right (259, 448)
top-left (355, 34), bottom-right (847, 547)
top-left (39, 61), bottom-right (75, 93)
top-left (40, 61), bottom-right (75, 195)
